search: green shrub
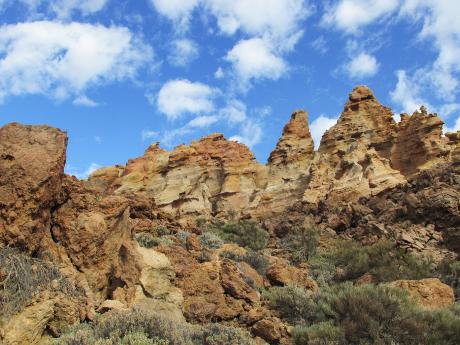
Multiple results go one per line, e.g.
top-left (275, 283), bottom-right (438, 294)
top-left (308, 240), bottom-right (433, 284)
top-left (242, 251), bottom-right (268, 277)
top-left (284, 226), bottom-right (319, 264)
top-left (155, 227), bottom-right (171, 236)
top-left (316, 283), bottom-right (427, 345)
top-left (263, 285), bottom-right (316, 324)
top-left (0, 247), bottom-right (81, 318)
top-left (437, 258), bottom-right (460, 299)
top-left (54, 309), bottom-right (256, 345)
top-left (198, 232), bottom-right (224, 250)
top-left (135, 233), bottom-right (157, 248)
top-left (135, 233), bottom-right (173, 248)
top-left (201, 324), bottom-right (255, 345)
top-left (176, 231), bottom-right (191, 247)
top-left (425, 303), bottom-right (460, 345)
top-left (219, 251), bottom-right (243, 261)
top-left (210, 220), bottom-right (269, 251)
top-left (292, 322), bottom-right (345, 345)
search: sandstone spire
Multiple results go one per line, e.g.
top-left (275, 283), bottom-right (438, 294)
top-left (268, 110), bottom-right (314, 173)
top-left (319, 85), bottom-right (396, 163)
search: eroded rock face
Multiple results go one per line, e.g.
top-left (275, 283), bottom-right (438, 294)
top-left (391, 107), bottom-right (450, 176)
top-left (0, 123), bottom-right (67, 252)
top-left (389, 278), bottom-right (455, 310)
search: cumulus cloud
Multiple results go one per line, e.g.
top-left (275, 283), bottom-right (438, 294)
top-left (219, 99), bottom-right (247, 124)
top-left (168, 39), bottom-right (199, 67)
top-left (344, 52), bottom-right (380, 78)
top-left (225, 38), bottom-right (287, 88)
top-left (310, 115), bottom-right (338, 149)
top-left (229, 120), bottom-right (263, 148)
top-left (3, 0), bottom-right (109, 18)
top-left (322, 0), bottom-right (400, 34)
top-left (150, 0), bottom-right (200, 30)
top-left (156, 79), bottom-right (218, 119)
top-left (400, 0), bottom-right (460, 101)
top-left (0, 21), bottom-right (152, 103)
top-left (205, 0), bottom-right (310, 44)
top-left (390, 70), bottom-right (430, 114)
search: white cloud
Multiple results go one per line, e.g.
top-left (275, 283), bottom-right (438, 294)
top-left (0, 21), bottom-right (152, 103)
top-left (311, 36), bottom-right (328, 54)
top-left (219, 99), bottom-right (247, 124)
top-left (225, 38), bottom-right (287, 88)
top-left (400, 0), bottom-right (460, 100)
top-left (150, 0), bottom-right (200, 30)
top-left (344, 52), bottom-right (380, 78)
top-left (310, 115), bottom-right (338, 149)
top-left (214, 67), bottom-right (224, 79)
top-left (322, 0), bottom-right (400, 34)
top-left (187, 115), bottom-right (219, 127)
top-left (94, 135), bottom-right (102, 143)
top-left (445, 116), bottom-right (460, 133)
top-left (142, 130), bottom-right (160, 141)
top-left (390, 70), bottom-right (431, 114)
top-left (73, 95), bottom-right (99, 107)
top-left (230, 120), bottom-right (263, 148)
top-left (49, 0), bottom-right (108, 18)
top-left (204, 0), bottom-right (310, 45)
top-left (169, 39), bottom-right (199, 67)
top-left (3, 0), bottom-right (108, 18)
top-left (156, 79), bottom-right (218, 119)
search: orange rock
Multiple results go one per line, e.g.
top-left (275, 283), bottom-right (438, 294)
top-left (389, 278), bottom-right (455, 310)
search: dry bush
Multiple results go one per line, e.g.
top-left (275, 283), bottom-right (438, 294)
top-left (0, 247), bottom-right (81, 317)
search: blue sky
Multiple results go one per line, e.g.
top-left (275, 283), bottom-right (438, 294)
top-left (0, 0), bottom-right (459, 178)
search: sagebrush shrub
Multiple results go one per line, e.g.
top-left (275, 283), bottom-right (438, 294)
top-left (0, 247), bottom-right (81, 318)
top-left (198, 232), bottom-right (224, 250)
top-left (210, 220), bottom-right (269, 251)
top-left (292, 322), bottom-right (345, 345)
top-left (54, 309), bottom-right (256, 345)
top-left (283, 226), bottom-right (319, 264)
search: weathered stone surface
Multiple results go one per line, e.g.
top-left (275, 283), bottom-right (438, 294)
top-left (1, 299), bottom-right (55, 345)
top-left (266, 258), bottom-right (318, 292)
top-left (389, 278), bottom-right (455, 310)
top-left (391, 107), bottom-right (450, 176)
top-left (252, 318), bottom-right (285, 344)
top-left (0, 123), bottom-right (67, 252)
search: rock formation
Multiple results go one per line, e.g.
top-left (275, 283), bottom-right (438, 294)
top-left (1, 85), bottom-right (460, 344)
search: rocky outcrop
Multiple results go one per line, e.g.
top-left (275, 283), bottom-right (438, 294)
top-left (391, 107), bottom-right (450, 176)
top-left (389, 278), bottom-right (455, 309)
top-left (0, 123), bottom-right (67, 253)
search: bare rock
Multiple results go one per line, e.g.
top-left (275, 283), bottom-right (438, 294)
top-left (389, 278), bottom-right (455, 310)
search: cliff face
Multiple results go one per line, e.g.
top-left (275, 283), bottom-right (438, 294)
top-left (87, 86), bottom-right (459, 224)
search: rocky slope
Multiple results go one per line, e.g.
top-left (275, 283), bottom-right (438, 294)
top-left (0, 85), bottom-right (459, 345)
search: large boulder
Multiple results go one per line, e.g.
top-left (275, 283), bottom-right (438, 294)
top-left (389, 278), bottom-right (455, 310)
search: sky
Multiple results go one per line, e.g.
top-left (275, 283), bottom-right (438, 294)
top-left (0, 0), bottom-right (460, 179)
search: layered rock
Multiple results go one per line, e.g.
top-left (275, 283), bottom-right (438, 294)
top-left (93, 134), bottom-right (267, 226)
top-left (391, 107), bottom-right (450, 176)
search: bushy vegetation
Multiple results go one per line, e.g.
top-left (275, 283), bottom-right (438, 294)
top-left (283, 225), bottom-right (319, 264)
top-left (208, 220), bottom-right (269, 251)
top-left (437, 257), bottom-right (460, 298)
top-left (53, 309), bottom-right (255, 345)
top-left (198, 232), bottom-right (224, 250)
top-left (309, 240), bottom-right (433, 285)
top-left (219, 250), bottom-right (268, 277)
top-left (0, 247), bottom-right (81, 318)
top-left (135, 233), bottom-right (174, 248)
top-left (265, 282), bottom-right (460, 345)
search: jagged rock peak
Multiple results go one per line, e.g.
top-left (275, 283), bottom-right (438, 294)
top-left (268, 110), bottom-right (314, 170)
top-left (319, 85), bottom-right (396, 160)
top-left (349, 85), bottom-right (376, 102)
